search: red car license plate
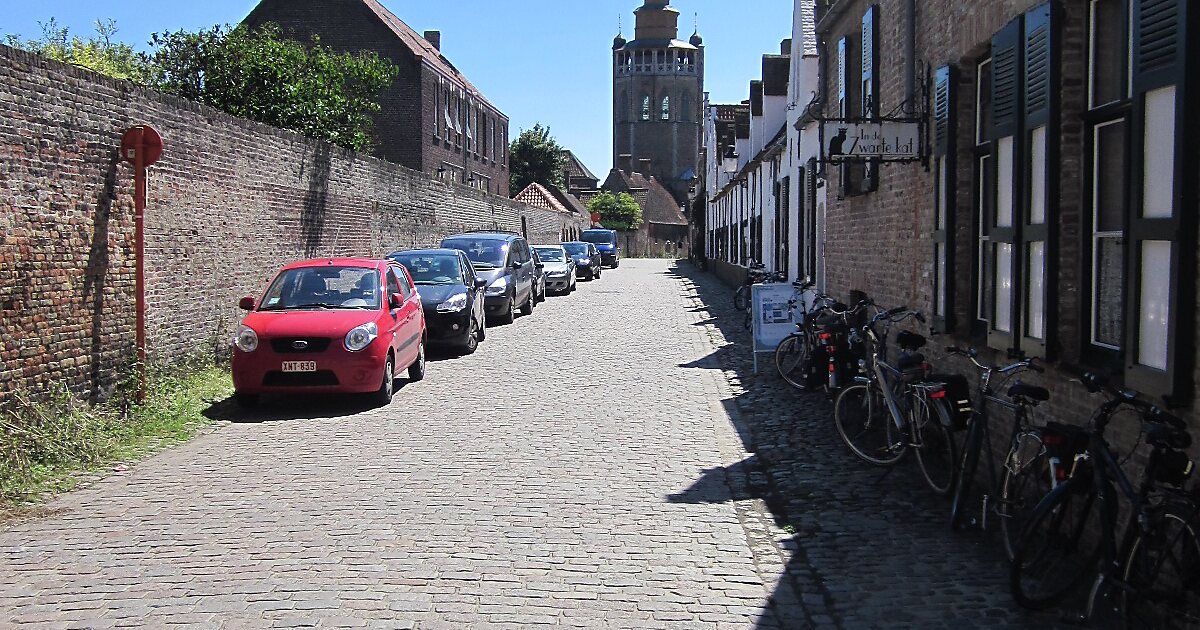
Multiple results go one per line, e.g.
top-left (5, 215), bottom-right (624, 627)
top-left (281, 361), bottom-right (317, 373)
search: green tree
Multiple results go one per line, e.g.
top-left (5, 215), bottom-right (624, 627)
top-left (147, 24), bottom-right (399, 151)
top-left (587, 191), bottom-right (643, 231)
top-left (508, 124), bottom-right (565, 195)
top-left (6, 18), bottom-right (153, 82)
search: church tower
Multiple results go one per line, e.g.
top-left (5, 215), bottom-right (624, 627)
top-left (613, 0), bottom-right (704, 206)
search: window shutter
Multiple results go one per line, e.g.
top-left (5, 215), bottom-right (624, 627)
top-left (990, 18), bottom-right (1022, 140)
top-left (1125, 0), bottom-right (1192, 403)
top-left (1023, 3), bottom-right (1052, 126)
top-left (861, 5), bottom-right (878, 118)
top-left (933, 65), bottom-right (954, 156)
top-left (1019, 2), bottom-right (1055, 358)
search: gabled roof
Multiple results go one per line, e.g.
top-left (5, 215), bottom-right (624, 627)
top-left (514, 183), bottom-right (571, 214)
top-left (545, 184), bottom-right (590, 216)
top-left (560, 150), bottom-right (599, 182)
top-left (601, 170), bottom-right (688, 226)
top-left (361, 0), bottom-right (504, 116)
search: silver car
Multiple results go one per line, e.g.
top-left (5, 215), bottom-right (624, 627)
top-left (532, 245), bottom-right (577, 295)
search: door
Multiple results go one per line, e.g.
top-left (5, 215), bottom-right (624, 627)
top-left (513, 240), bottom-right (532, 304)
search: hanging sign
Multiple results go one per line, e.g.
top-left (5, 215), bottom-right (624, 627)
top-left (820, 119), bottom-right (921, 162)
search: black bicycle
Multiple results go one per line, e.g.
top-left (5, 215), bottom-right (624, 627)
top-left (1010, 374), bottom-right (1199, 626)
top-left (773, 281), bottom-right (848, 390)
top-left (732, 261), bottom-right (785, 330)
top-left (832, 306), bottom-right (958, 495)
top-left (946, 347), bottom-right (1062, 561)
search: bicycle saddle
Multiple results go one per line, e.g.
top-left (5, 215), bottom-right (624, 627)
top-left (1146, 421), bottom-right (1192, 450)
top-left (896, 330), bottom-right (927, 350)
top-left (1007, 382), bottom-right (1050, 402)
top-left (897, 352), bottom-right (927, 371)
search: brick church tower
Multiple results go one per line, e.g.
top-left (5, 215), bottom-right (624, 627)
top-left (613, 0), bottom-right (704, 206)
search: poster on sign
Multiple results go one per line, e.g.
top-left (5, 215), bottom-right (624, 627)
top-left (820, 119), bottom-right (921, 162)
top-left (750, 283), bottom-right (811, 373)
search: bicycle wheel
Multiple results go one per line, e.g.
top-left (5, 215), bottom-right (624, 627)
top-left (1010, 478), bottom-right (1109, 610)
top-left (912, 395), bottom-right (958, 496)
top-left (950, 412), bottom-right (984, 530)
top-left (999, 430), bottom-right (1054, 562)
top-left (775, 333), bottom-right (811, 389)
top-left (1120, 502), bottom-right (1200, 629)
top-left (833, 383), bottom-right (905, 466)
top-left (734, 286), bottom-right (750, 311)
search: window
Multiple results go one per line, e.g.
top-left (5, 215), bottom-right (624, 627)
top-left (680, 92), bottom-right (690, 121)
top-left (861, 6), bottom-right (880, 190)
top-left (975, 3), bottom-right (1055, 357)
top-left (932, 65), bottom-right (955, 331)
top-left (973, 58), bottom-right (993, 335)
top-left (619, 90), bottom-right (628, 123)
top-left (387, 270), bottom-right (405, 302)
top-left (661, 95), bottom-right (670, 120)
top-left (434, 79), bottom-right (441, 139)
top-left (642, 95), bottom-right (651, 121)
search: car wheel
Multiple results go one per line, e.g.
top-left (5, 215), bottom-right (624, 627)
top-left (408, 340), bottom-right (426, 382)
top-left (373, 355), bottom-right (395, 405)
top-left (233, 392), bottom-right (258, 408)
top-left (613, 259), bottom-right (620, 268)
top-left (494, 294), bottom-right (515, 324)
top-left (519, 289), bottom-right (534, 315)
top-left (461, 319), bottom-right (479, 355)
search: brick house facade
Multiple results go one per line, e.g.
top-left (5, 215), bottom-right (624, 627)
top-left (814, 0), bottom-right (1199, 438)
top-left (244, 0), bottom-right (510, 196)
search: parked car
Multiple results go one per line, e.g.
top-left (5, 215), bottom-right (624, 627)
top-left (387, 248), bottom-right (486, 354)
top-left (581, 228), bottom-right (620, 267)
top-left (231, 258), bottom-right (426, 407)
top-left (529, 247), bottom-right (547, 305)
top-left (531, 245), bottom-right (576, 294)
top-left (440, 231), bottom-right (536, 324)
top-left (562, 241), bottom-right (602, 280)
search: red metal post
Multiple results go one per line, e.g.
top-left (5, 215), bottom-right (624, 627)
top-left (133, 127), bottom-right (147, 400)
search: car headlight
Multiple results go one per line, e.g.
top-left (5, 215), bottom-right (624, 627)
top-left (485, 277), bottom-right (508, 296)
top-left (344, 322), bottom-right (378, 352)
top-left (437, 292), bottom-right (469, 312)
top-left (234, 325), bottom-right (258, 353)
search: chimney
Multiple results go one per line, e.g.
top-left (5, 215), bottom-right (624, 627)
top-left (637, 158), bottom-right (652, 175)
top-left (618, 153), bottom-right (633, 172)
top-left (424, 30), bottom-right (441, 51)
top-left (781, 39), bottom-right (792, 55)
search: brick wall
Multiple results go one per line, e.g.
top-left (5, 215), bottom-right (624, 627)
top-left (816, 0), bottom-right (1200, 462)
top-left (0, 44), bottom-right (584, 400)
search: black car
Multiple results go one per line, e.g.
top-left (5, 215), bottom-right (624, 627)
top-left (387, 249), bottom-right (487, 353)
top-left (562, 241), bottom-right (602, 280)
top-left (441, 232), bottom-right (538, 324)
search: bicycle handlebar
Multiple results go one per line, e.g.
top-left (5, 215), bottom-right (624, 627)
top-left (1082, 372), bottom-right (1186, 431)
top-left (945, 346), bottom-right (1042, 374)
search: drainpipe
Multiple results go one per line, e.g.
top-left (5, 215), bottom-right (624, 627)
top-left (904, 0), bottom-right (916, 114)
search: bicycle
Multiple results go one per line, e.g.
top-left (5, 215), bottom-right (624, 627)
top-left (832, 306), bottom-right (959, 495)
top-left (773, 279), bottom-right (832, 389)
top-left (1010, 373), bottom-right (1198, 626)
top-left (945, 346), bottom-right (1062, 561)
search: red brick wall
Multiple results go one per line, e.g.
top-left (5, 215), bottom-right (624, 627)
top-left (0, 45), bottom-right (581, 400)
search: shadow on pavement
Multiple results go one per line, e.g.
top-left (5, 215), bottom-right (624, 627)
top-left (667, 260), bottom-right (1059, 629)
top-left (204, 380), bottom-right (412, 423)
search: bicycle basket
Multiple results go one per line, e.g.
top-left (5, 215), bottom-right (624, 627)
top-left (927, 373), bottom-right (972, 430)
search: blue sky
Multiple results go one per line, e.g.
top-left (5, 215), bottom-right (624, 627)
top-left (1, 1), bottom-right (794, 178)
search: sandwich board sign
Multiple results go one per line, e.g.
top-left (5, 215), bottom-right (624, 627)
top-left (750, 283), bottom-right (812, 373)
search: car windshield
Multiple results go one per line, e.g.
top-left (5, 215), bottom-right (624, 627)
top-left (532, 247), bottom-right (566, 262)
top-left (562, 243), bottom-right (587, 256)
top-left (581, 231), bottom-right (615, 245)
top-left (442, 238), bottom-right (507, 267)
top-left (258, 266), bottom-right (380, 311)
top-left (389, 254), bottom-right (463, 285)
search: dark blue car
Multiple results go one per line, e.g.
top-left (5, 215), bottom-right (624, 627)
top-left (387, 248), bottom-right (487, 354)
top-left (581, 228), bottom-right (620, 268)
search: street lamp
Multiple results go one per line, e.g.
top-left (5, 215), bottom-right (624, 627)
top-left (722, 145), bottom-right (739, 175)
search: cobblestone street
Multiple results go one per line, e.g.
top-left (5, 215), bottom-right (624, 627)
top-left (1, 260), bottom-right (1061, 628)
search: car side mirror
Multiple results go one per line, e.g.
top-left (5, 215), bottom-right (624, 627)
top-left (535, 262), bottom-right (545, 269)
top-left (510, 260), bottom-right (523, 269)
top-left (389, 292), bottom-right (403, 309)
top-left (239, 296), bottom-right (255, 311)
top-left (474, 277), bottom-right (487, 289)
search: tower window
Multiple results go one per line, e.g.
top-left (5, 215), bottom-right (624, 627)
top-left (661, 96), bottom-right (670, 120)
top-left (641, 95), bottom-right (651, 120)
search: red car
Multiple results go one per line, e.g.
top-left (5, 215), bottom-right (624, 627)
top-left (231, 258), bottom-right (427, 406)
